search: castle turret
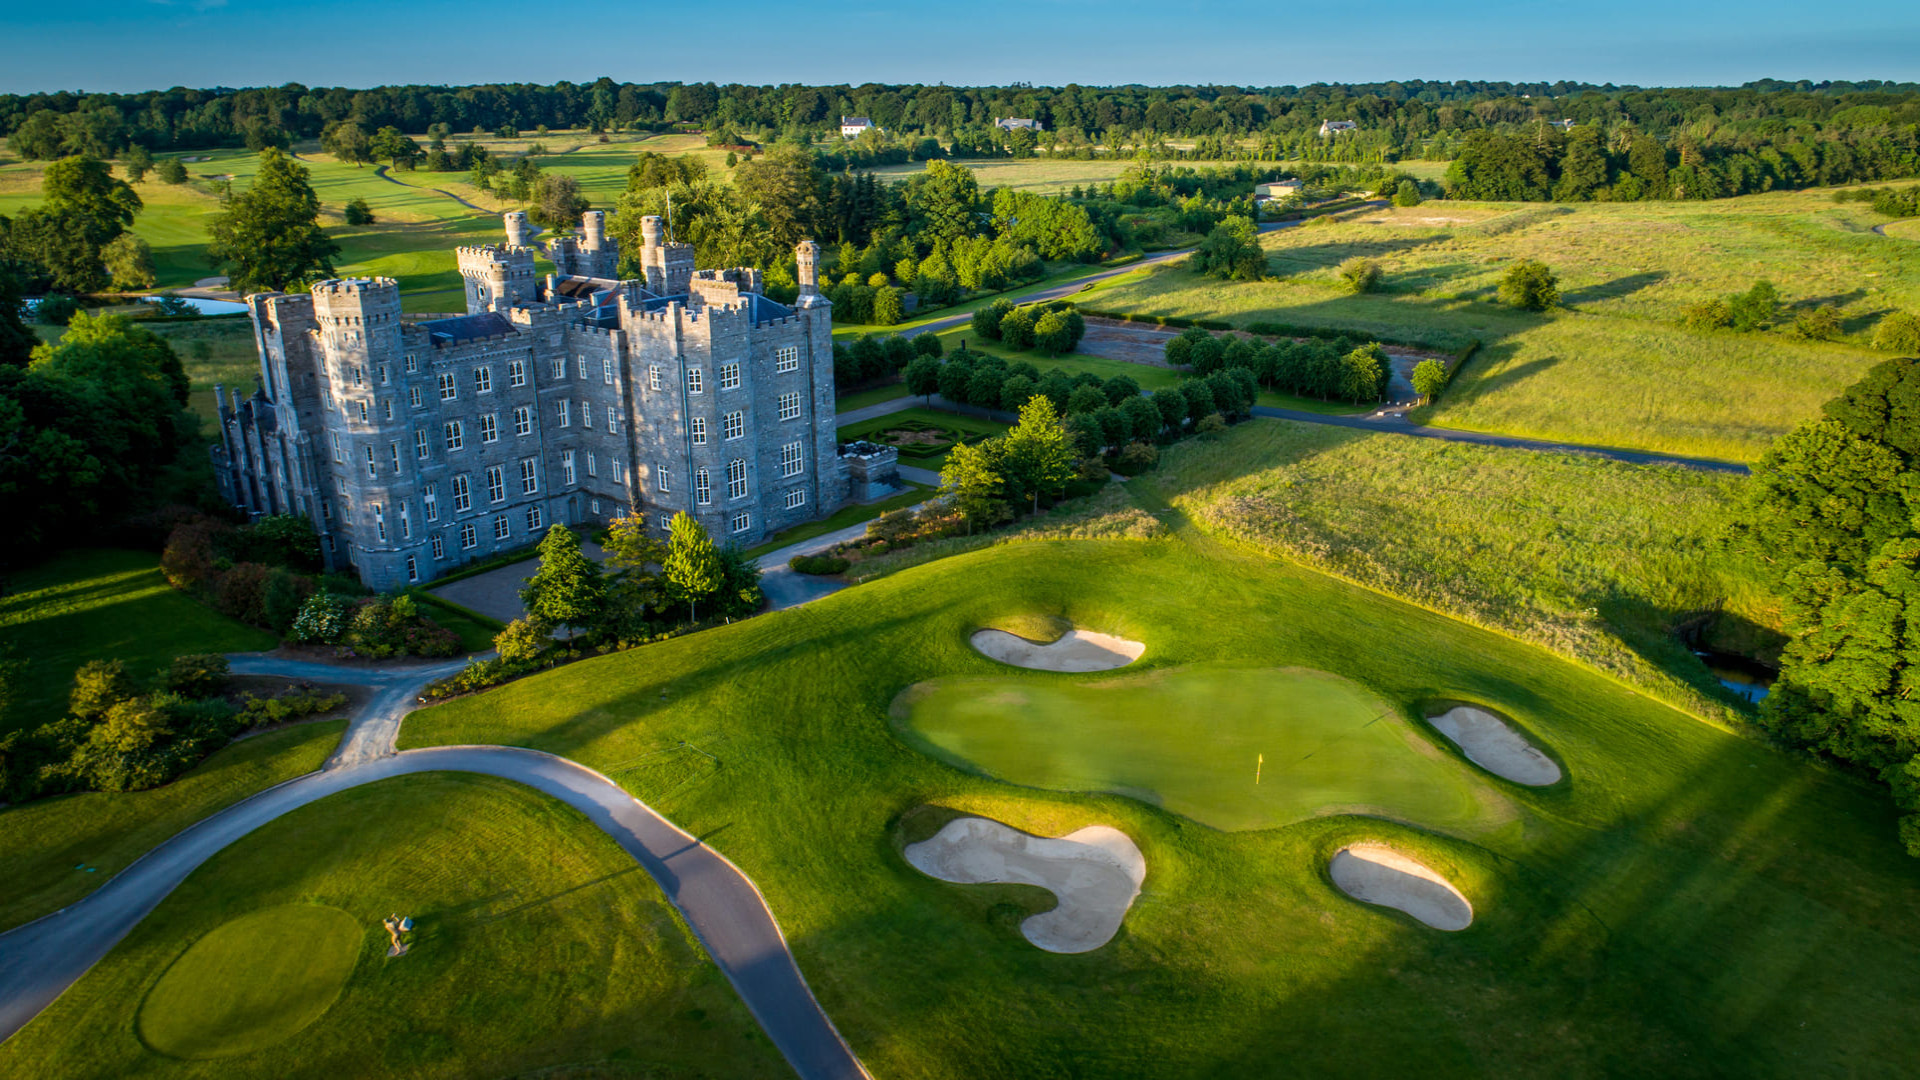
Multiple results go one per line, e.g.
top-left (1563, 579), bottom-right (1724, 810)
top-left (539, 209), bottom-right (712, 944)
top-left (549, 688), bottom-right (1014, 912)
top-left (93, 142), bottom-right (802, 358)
top-left (639, 214), bottom-right (694, 295)
top-left (796, 240), bottom-right (824, 307)
top-left (582, 210), bottom-right (606, 250)
top-left (504, 211), bottom-right (530, 247)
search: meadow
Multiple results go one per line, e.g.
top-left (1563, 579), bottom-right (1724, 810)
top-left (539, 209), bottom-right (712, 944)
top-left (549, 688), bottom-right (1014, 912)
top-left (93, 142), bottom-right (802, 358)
top-left (1084, 190), bottom-right (1916, 461)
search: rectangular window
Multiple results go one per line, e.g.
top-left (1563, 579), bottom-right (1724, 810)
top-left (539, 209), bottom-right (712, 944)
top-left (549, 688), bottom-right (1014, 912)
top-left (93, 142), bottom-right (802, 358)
top-left (577, 356), bottom-right (588, 380)
top-left (775, 345), bottom-right (800, 373)
top-left (410, 386), bottom-right (422, 408)
top-left (352, 365), bottom-right (363, 387)
top-left (514, 406), bottom-right (532, 436)
top-left (431, 533), bottom-right (445, 560)
top-left (444, 420), bottom-right (464, 451)
top-left (519, 457), bottom-right (538, 495)
top-left (486, 465), bottom-right (505, 503)
top-left (474, 366), bottom-right (493, 394)
top-left (784, 489), bottom-right (807, 510)
top-left (695, 468), bottom-right (711, 505)
top-left (494, 515), bottom-right (510, 540)
top-left (390, 442), bottom-right (402, 473)
top-left (562, 450), bottom-right (576, 485)
top-left (508, 358), bottom-right (526, 387)
top-left (719, 362), bottom-right (740, 390)
top-left (373, 503), bottom-right (387, 541)
top-left (557, 399), bottom-right (570, 427)
top-left (780, 441), bottom-right (804, 478)
top-left (406, 554), bottom-right (418, 583)
top-left (383, 399), bottom-right (393, 421)
top-left (330, 433), bottom-right (344, 463)
top-left (778, 392), bottom-right (800, 421)
top-left (731, 511), bottom-right (751, 534)
top-left (379, 363), bottom-right (390, 386)
top-left (365, 445), bottom-right (377, 478)
top-left (526, 505), bottom-right (543, 531)
top-left (582, 401), bottom-right (593, 430)
top-left (727, 458), bottom-right (747, 500)
top-left (552, 356), bottom-right (566, 380)
top-left (724, 411), bottom-right (744, 440)
top-left (416, 428), bottom-right (430, 460)
top-left (323, 388), bottom-right (334, 411)
top-left (686, 367), bottom-right (703, 394)
top-left (602, 357), bottom-right (614, 385)
top-left (358, 400), bottom-right (368, 424)
top-left (587, 453), bottom-right (598, 478)
top-left (438, 372), bottom-right (457, 400)
top-left (405, 352), bottom-right (419, 374)
top-left (690, 417), bottom-right (706, 445)
top-left (613, 459), bottom-right (625, 483)
top-left (648, 365), bottom-right (661, 391)
top-left (480, 413), bottom-right (498, 443)
top-left (452, 474), bottom-right (472, 512)
top-left (590, 498), bottom-right (600, 515)
top-left (606, 407), bottom-right (619, 435)
top-left (424, 483), bottom-right (439, 521)
top-left (654, 461), bottom-right (665, 491)
top-left (400, 501), bottom-right (412, 539)
top-left (461, 522), bottom-right (477, 549)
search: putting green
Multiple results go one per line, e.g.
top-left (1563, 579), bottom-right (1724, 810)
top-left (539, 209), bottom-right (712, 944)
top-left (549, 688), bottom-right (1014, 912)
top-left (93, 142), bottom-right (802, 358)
top-left (137, 904), bottom-right (363, 1059)
top-left (895, 666), bottom-right (1509, 831)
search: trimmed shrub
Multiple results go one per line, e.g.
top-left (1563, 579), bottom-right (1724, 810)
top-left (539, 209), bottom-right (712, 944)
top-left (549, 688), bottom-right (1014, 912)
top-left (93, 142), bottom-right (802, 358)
top-left (789, 554), bottom-right (851, 575)
top-left (1111, 441), bottom-right (1161, 475)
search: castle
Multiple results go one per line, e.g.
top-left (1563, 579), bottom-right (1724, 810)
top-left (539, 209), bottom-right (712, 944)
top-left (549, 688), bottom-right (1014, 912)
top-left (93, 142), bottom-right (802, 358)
top-left (212, 211), bottom-right (897, 591)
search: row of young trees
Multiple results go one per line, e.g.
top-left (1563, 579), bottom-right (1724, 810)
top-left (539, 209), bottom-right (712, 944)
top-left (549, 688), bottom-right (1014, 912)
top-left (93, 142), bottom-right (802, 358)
top-left (1163, 326), bottom-right (1393, 404)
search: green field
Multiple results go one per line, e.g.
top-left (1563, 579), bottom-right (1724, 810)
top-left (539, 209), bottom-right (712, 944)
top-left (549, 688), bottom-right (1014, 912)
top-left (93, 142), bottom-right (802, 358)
top-left (381, 502), bottom-right (1920, 1077)
top-left (1085, 191), bottom-right (1913, 461)
top-left (0, 773), bottom-right (788, 1079)
top-left (897, 665), bottom-right (1512, 832)
top-left (0, 549), bottom-right (276, 737)
top-left (1151, 419), bottom-right (1773, 726)
top-left (0, 721), bottom-right (343, 931)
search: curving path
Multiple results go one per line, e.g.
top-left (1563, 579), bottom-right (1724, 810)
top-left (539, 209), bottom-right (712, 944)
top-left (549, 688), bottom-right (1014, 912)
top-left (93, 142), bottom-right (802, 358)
top-left (0, 658), bottom-right (869, 1080)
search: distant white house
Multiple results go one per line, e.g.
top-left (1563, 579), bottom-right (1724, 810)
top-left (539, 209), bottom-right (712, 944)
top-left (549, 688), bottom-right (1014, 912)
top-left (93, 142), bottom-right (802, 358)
top-left (1255, 179), bottom-right (1304, 201)
top-left (995, 117), bottom-right (1044, 132)
top-left (1548, 118), bottom-right (1576, 131)
top-left (1318, 120), bottom-right (1358, 137)
top-left (840, 116), bottom-right (877, 138)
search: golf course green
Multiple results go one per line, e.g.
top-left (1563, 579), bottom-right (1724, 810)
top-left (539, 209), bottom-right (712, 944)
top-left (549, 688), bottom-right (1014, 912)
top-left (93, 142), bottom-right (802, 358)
top-left (137, 904), bottom-right (363, 1059)
top-left (896, 666), bottom-right (1511, 831)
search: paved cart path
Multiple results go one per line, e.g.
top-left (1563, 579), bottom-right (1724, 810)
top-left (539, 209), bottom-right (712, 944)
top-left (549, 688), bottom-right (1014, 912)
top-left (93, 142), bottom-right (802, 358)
top-left (0, 659), bottom-right (870, 1080)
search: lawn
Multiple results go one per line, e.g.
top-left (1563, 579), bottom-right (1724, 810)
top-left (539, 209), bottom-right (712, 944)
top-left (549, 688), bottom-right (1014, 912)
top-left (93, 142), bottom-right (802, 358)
top-left (1150, 419), bottom-right (1774, 728)
top-left (834, 380), bottom-right (912, 411)
top-left (0, 549), bottom-right (277, 738)
top-left (0, 721), bottom-right (344, 932)
top-left (0, 773), bottom-right (789, 1080)
top-left (836, 405), bottom-right (1010, 473)
top-left (1085, 190), bottom-right (1915, 461)
top-left (897, 665), bottom-right (1511, 833)
top-left (386, 494), bottom-right (1920, 1077)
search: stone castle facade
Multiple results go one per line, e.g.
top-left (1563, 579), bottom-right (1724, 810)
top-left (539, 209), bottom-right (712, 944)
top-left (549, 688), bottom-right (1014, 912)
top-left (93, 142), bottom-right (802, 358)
top-left (213, 212), bottom-right (892, 591)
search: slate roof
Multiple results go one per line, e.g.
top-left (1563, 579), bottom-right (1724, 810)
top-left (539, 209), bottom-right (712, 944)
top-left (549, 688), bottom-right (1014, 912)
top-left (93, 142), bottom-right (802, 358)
top-left (420, 312), bottom-right (517, 346)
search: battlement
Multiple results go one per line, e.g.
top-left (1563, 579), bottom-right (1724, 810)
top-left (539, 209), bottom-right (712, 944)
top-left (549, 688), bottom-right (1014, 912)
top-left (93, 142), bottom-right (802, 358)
top-left (311, 277), bottom-right (398, 295)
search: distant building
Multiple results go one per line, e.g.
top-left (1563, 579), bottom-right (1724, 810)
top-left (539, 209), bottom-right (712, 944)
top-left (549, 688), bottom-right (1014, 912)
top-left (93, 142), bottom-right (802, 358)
top-left (995, 117), bottom-right (1044, 132)
top-left (1255, 180), bottom-right (1303, 201)
top-left (1318, 120), bottom-right (1358, 137)
top-left (1548, 119), bottom-right (1576, 131)
top-left (839, 116), bottom-right (876, 138)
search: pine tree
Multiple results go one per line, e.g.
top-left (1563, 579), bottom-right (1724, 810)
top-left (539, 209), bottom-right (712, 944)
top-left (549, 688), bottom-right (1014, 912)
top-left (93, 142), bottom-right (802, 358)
top-left (663, 512), bottom-right (723, 623)
top-left (520, 525), bottom-right (603, 644)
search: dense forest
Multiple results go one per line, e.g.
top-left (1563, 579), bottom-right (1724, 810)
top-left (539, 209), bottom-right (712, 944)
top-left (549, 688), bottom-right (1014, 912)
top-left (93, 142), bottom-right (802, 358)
top-left (5, 79), bottom-right (1920, 198)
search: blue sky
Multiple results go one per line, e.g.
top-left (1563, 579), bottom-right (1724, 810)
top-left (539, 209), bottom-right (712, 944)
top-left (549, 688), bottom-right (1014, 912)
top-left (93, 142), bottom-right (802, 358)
top-left (5, 0), bottom-right (1918, 93)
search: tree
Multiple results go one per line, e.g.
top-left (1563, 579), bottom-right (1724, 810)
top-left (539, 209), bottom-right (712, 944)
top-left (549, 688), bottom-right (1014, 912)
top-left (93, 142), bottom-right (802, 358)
top-left (1729, 280), bottom-right (1780, 332)
top-left (938, 439), bottom-right (1010, 533)
top-left (904, 355), bottom-right (941, 402)
top-left (911, 332), bottom-right (943, 358)
top-left (102, 234), bottom-right (154, 291)
top-left (0, 270), bottom-right (34, 366)
top-left (1000, 307), bottom-right (1036, 349)
top-left (1033, 310), bottom-right (1072, 355)
top-left (1874, 311), bottom-right (1920, 353)
top-left (973, 297), bottom-right (1013, 340)
top-left (122, 145), bottom-right (153, 184)
top-left (206, 149), bottom-right (340, 293)
top-left (320, 121), bottom-right (372, 166)
top-left (1338, 257), bottom-right (1382, 293)
top-left (998, 394), bottom-right (1076, 514)
top-left (531, 173), bottom-right (590, 230)
top-left (871, 286), bottom-right (904, 326)
top-left (368, 126), bottom-right (422, 170)
top-left (155, 157), bottom-right (187, 185)
top-left (1411, 359), bottom-right (1447, 402)
top-left (731, 144), bottom-right (825, 247)
top-left (1497, 260), bottom-right (1559, 311)
top-left (1391, 179), bottom-right (1422, 207)
top-left (521, 525), bottom-right (603, 643)
top-left (1193, 215), bottom-right (1264, 281)
top-left (6, 154), bottom-right (144, 292)
top-left (904, 160), bottom-right (982, 247)
top-left (344, 197), bottom-right (375, 226)
top-left (663, 512), bottom-right (723, 622)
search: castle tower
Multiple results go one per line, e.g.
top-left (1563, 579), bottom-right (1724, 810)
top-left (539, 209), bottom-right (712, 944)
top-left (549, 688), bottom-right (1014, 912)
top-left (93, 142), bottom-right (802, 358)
top-left (578, 210), bottom-right (617, 278)
top-left (639, 215), bottom-right (695, 295)
top-left (582, 210), bottom-right (606, 250)
top-left (796, 240), bottom-right (823, 307)
top-left (504, 211), bottom-right (530, 247)
top-left (457, 244), bottom-right (539, 313)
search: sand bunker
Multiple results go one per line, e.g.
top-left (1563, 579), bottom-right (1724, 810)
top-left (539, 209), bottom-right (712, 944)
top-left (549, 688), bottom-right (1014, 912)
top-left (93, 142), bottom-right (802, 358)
top-left (904, 816), bottom-right (1146, 952)
top-left (1429, 705), bottom-right (1562, 786)
top-left (970, 628), bottom-right (1144, 672)
top-left (1329, 845), bottom-right (1473, 931)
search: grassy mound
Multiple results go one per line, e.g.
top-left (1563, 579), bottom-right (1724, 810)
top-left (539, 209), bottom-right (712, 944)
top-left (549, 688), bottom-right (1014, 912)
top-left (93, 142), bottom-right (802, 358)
top-left (138, 904), bottom-right (362, 1059)
top-left (897, 666), bottom-right (1506, 831)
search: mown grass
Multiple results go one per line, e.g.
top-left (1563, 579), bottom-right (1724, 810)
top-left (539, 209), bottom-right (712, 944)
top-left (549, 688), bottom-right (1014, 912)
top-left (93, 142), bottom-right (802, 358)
top-left (391, 500), bottom-right (1920, 1078)
top-left (1150, 419), bottom-right (1774, 728)
top-left (0, 549), bottom-right (276, 737)
top-left (0, 721), bottom-right (344, 932)
top-left (1086, 190), bottom-right (1915, 461)
top-left (0, 773), bottom-right (789, 1079)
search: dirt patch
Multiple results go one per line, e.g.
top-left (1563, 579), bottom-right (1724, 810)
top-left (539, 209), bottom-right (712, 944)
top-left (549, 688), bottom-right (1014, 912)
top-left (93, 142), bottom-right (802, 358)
top-left (970, 628), bottom-right (1144, 671)
top-left (885, 428), bottom-right (949, 446)
top-left (904, 815), bottom-right (1146, 952)
top-left (1329, 844), bottom-right (1472, 931)
top-left (1428, 705), bottom-right (1562, 786)
top-left (1078, 318), bottom-right (1180, 366)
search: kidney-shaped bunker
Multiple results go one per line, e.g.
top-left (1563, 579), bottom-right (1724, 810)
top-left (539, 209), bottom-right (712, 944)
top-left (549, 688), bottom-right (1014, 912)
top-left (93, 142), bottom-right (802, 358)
top-left (1428, 704), bottom-right (1562, 786)
top-left (970, 628), bottom-right (1144, 672)
top-left (904, 815), bottom-right (1146, 952)
top-left (1329, 844), bottom-right (1473, 931)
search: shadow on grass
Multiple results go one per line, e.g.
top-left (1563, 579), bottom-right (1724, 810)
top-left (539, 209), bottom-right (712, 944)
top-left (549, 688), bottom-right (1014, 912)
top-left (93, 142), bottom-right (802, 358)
top-left (1561, 270), bottom-right (1669, 308)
